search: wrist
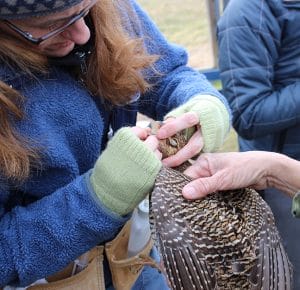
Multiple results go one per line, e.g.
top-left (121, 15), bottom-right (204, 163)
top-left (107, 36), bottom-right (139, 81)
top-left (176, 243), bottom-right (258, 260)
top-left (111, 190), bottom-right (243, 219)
top-left (264, 152), bottom-right (298, 196)
top-left (165, 94), bottom-right (230, 152)
top-left (192, 95), bottom-right (230, 152)
top-left (90, 128), bottom-right (161, 216)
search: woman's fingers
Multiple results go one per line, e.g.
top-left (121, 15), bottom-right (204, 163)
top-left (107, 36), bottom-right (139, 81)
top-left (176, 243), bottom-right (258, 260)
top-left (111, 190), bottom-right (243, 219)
top-left (156, 112), bottom-right (199, 139)
top-left (131, 126), bottom-right (151, 140)
top-left (162, 130), bottom-right (204, 167)
top-left (144, 135), bottom-right (162, 160)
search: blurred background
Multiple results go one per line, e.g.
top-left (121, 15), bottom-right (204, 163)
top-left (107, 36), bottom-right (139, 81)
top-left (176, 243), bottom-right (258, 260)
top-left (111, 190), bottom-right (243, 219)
top-left (137, 0), bottom-right (238, 152)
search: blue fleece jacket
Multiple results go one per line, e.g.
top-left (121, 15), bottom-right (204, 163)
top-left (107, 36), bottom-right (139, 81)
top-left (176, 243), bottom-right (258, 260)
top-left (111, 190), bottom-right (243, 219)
top-left (0, 0), bottom-right (230, 287)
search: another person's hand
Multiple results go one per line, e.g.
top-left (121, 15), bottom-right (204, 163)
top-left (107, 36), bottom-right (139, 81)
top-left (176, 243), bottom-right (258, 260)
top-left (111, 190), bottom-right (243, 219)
top-left (182, 151), bottom-right (273, 199)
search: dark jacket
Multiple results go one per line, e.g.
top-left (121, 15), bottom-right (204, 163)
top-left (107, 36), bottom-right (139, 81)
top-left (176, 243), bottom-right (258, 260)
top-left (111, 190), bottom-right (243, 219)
top-left (218, 0), bottom-right (300, 159)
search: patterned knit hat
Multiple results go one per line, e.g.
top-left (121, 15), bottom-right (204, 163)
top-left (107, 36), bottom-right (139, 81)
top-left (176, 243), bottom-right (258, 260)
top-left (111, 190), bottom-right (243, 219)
top-left (0, 0), bottom-right (84, 19)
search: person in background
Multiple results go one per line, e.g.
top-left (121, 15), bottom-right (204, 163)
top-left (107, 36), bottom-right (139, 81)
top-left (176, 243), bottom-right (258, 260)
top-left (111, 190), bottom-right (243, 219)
top-left (217, 0), bottom-right (300, 287)
top-left (0, 0), bottom-right (231, 288)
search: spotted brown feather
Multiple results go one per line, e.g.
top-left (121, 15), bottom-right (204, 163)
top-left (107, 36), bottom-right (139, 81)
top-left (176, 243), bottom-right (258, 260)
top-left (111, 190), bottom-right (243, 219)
top-left (149, 130), bottom-right (293, 290)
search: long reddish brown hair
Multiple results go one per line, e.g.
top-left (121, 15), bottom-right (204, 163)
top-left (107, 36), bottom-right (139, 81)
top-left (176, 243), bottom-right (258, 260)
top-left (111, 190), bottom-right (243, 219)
top-left (0, 0), bottom-right (157, 181)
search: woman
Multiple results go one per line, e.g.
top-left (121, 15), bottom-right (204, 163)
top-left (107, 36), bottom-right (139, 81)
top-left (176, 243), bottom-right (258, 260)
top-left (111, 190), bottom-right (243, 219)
top-left (0, 0), bottom-right (231, 288)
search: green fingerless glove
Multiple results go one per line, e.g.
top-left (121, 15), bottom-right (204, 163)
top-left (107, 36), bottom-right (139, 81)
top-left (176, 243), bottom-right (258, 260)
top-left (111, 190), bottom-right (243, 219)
top-left (90, 127), bottom-right (161, 216)
top-left (165, 95), bottom-right (230, 152)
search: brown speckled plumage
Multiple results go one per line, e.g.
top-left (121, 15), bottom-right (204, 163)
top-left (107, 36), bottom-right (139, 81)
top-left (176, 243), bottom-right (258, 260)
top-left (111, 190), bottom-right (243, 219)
top-left (149, 131), bottom-right (293, 290)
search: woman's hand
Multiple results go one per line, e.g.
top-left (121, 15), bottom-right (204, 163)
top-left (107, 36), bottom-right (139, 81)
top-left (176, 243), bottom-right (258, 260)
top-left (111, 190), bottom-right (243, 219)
top-left (90, 127), bottom-right (162, 216)
top-left (182, 151), bottom-right (272, 199)
top-left (156, 112), bottom-right (203, 167)
top-left (132, 126), bottom-right (162, 160)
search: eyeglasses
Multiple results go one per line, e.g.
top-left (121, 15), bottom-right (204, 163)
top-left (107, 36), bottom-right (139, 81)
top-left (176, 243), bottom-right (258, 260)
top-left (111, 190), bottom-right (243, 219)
top-left (3, 0), bottom-right (97, 45)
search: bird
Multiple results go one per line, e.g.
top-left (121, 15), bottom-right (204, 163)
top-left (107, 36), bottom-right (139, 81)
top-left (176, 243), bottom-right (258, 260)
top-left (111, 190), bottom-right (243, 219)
top-left (149, 129), bottom-right (293, 290)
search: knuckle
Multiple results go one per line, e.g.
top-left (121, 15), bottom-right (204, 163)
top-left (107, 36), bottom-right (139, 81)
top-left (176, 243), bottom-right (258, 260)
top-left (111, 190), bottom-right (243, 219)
top-left (185, 112), bottom-right (198, 125)
top-left (189, 143), bottom-right (202, 155)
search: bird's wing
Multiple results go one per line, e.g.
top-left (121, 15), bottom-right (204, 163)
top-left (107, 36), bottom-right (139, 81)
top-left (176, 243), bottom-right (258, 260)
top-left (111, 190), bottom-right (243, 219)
top-left (156, 231), bottom-right (216, 290)
top-left (150, 167), bottom-right (217, 290)
top-left (249, 214), bottom-right (293, 290)
top-left (150, 168), bottom-right (293, 290)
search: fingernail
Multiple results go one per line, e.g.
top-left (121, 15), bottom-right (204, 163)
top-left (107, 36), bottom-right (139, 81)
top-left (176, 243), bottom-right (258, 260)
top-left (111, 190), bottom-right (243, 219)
top-left (183, 186), bottom-right (196, 199)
